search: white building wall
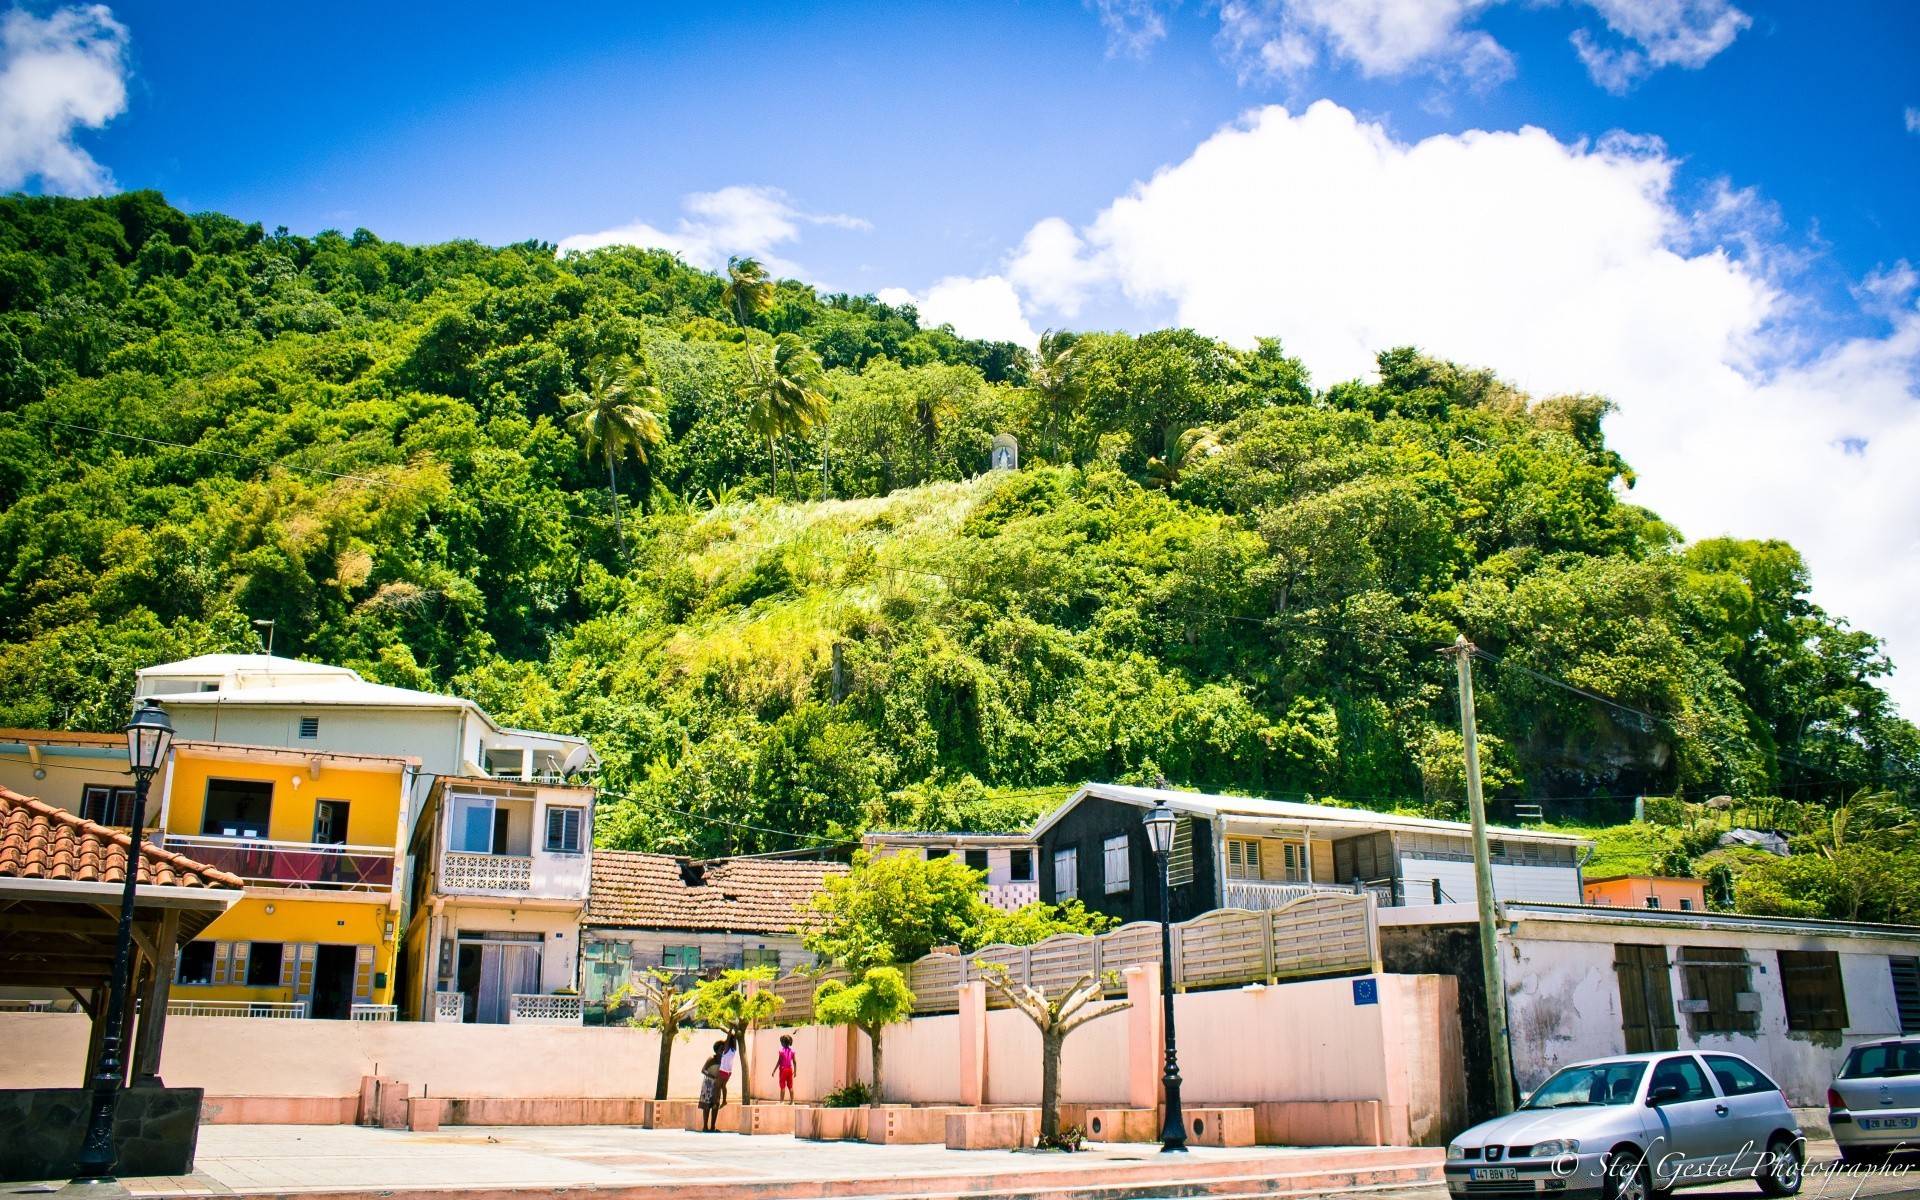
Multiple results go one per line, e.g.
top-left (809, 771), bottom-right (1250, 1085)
top-left (1502, 921), bottom-right (1911, 1106)
top-left (1400, 857), bottom-right (1583, 905)
top-left (161, 705), bottom-right (467, 777)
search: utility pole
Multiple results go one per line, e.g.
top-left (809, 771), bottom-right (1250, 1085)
top-left (1448, 634), bottom-right (1515, 1115)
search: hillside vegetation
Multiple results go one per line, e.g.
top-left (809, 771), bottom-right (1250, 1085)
top-left (2, 191), bottom-right (1915, 917)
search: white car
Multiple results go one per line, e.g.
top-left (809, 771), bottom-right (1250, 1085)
top-left (1446, 1051), bottom-right (1803, 1199)
top-left (1828, 1036), bottom-right (1920, 1166)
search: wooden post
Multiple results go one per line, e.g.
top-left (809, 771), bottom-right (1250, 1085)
top-left (1450, 635), bottom-right (1514, 1115)
top-left (133, 911), bottom-right (179, 1084)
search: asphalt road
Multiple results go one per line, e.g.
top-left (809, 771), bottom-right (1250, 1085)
top-left (1335, 1153), bottom-right (1920, 1200)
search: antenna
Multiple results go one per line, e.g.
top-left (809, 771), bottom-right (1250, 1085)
top-left (252, 618), bottom-right (275, 656)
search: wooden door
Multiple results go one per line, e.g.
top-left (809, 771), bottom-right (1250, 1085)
top-left (1615, 943), bottom-right (1679, 1053)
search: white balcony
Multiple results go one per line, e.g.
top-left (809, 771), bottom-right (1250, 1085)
top-left (1223, 879), bottom-right (1362, 911)
top-left (509, 993), bottom-right (582, 1024)
top-left (442, 850), bottom-right (533, 892)
top-left (167, 999), bottom-right (309, 1019)
top-left (433, 991), bottom-right (465, 1022)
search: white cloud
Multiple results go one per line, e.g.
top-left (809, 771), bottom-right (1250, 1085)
top-left (1906, 106), bottom-right (1920, 135)
top-left (0, 4), bottom-right (129, 195)
top-left (877, 275), bottom-right (1039, 348)
top-left (989, 100), bottom-right (1920, 712)
top-left (1125, 0), bottom-right (1748, 91)
top-left (557, 186), bottom-right (866, 276)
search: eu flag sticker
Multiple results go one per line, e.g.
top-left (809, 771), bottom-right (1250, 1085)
top-left (1352, 977), bottom-right (1379, 1006)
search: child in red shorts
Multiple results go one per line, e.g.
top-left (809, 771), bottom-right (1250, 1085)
top-left (773, 1034), bottom-right (797, 1102)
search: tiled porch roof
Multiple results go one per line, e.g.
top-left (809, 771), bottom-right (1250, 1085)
top-left (0, 786), bottom-right (243, 889)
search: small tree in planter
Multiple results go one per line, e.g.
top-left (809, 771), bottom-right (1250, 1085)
top-left (980, 967), bottom-right (1129, 1144)
top-left (693, 966), bottom-right (785, 1105)
top-left (616, 969), bottom-right (699, 1101)
top-left (813, 966), bottom-right (916, 1107)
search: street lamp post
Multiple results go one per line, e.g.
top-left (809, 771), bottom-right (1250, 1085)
top-left (1142, 803), bottom-right (1188, 1153)
top-left (69, 700), bottom-right (174, 1185)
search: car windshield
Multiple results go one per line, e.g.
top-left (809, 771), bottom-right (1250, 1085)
top-left (1524, 1061), bottom-right (1649, 1108)
top-left (1842, 1043), bottom-right (1920, 1079)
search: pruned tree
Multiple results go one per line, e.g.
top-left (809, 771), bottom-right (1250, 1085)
top-left (616, 968), bottom-right (699, 1101)
top-left (813, 965), bottom-right (916, 1107)
top-left (693, 966), bottom-right (785, 1105)
top-left (979, 967), bottom-right (1130, 1142)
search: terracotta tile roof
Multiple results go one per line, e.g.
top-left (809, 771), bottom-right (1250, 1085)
top-left (0, 787), bottom-right (243, 889)
top-left (587, 850), bottom-right (846, 934)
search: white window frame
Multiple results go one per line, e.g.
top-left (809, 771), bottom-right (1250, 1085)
top-left (1053, 848), bottom-right (1078, 901)
top-left (1103, 835), bottom-right (1131, 894)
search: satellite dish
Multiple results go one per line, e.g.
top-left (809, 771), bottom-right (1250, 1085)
top-left (559, 744), bottom-right (592, 778)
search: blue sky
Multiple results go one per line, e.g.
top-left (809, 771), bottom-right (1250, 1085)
top-left (6, 0), bottom-right (1920, 709)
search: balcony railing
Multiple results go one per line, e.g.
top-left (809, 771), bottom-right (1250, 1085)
top-left (350, 1003), bottom-right (398, 1021)
top-left (160, 835), bottom-right (394, 892)
top-left (433, 991), bottom-right (466, 1022)
top-left (442, 850), bottom-right (533, 891)
top-left (510, 994), bottom-right (582, 1024)
top-left (167, 999), bottom-right (309, 1019)
top-left (1223, 879), bottom-right (1369, 910)
top-left (984, 881), bottom-right (1040, 911)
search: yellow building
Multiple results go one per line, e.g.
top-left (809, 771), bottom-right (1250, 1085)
top-left (154, 741), bottom-right (419, 1018)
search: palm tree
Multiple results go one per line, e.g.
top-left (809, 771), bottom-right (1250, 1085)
top-left (561, 355), bottom-right (666, 546)
top-left (1027, 329), bottom-right (1083, 463)
top-left (742, 333), bottom-right (829, 497)
top-left (722, 256), bottom-right (776, 333)
top-left (1145, 425), bottom-right (1222, 489)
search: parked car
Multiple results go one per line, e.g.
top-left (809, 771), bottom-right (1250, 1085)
top-left (1828, 1036), bottom-right (1920, 1166)
top-left (1446, 1051), bottom-right (1803, 1199)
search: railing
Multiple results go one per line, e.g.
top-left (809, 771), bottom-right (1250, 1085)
top-left (442, 850), bottom-right (533, 891)
top-left (350, 1003), bottom-right (398, 1021)
top-left (984, 882), bottom-right (1040, 910)
top-left (161, 834), bottom-right (395, 892)
top-left (0, 999), bottom-right (54, 1012)
top-left (167, 999), bottom-right (309, 1019)
top-left (1222, 879), bottom-right (1355, 909)
top-left (510, 993), bottom-right (583, 1024)
top-left (434, 991), bottom-right (466, 1022)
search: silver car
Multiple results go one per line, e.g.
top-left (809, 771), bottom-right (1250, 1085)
top-left (1828, 1036), bottom-right (1920, 1165)
top-left (1446, 1050), bottom-right (1804, 1199)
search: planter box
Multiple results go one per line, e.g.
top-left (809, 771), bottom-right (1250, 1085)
top-left (376, 1079), bottom-right (411, 1131)
top-left (868, 1106), bottom-right (970, 1144)
top-left (1182, 1107), bottom-right (1255, 1147)
top-left (407, 1097), bottom-right (443, 1133)
top-left (945, 1108), bottom-right (1039, 1150)
top-left (647, 1099), bottom-right (694, 1129)
top-left (1252, 1100), bottom-right (1389, 1146)
top-left (683, 1103), bottom-right (741, 1132)
top-left (795, 1106), bottom-right (870, 1141)
top-left (1086, 1108), bottom-right (1160, 1143)
top-left (739, 1104), bottom-right (797, 1136)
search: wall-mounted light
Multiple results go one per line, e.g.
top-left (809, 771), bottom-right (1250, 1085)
top-left (264, 904), bottom-right (276, 915)
top-left (32, 768), bottom-right (44, 780)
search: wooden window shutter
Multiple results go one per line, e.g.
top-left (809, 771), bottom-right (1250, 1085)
top-left (1167, 818), bottom-right (1195, 887)
top-left (1779, 950), bottom-right (1848, 1031)
top-left (1893, 957), bottom-right (1920, 1035)
top-left (280, 943), bottom-right (298, 988)
top-left (1615, 943), bottom-right (1679, 1053)
top-left (229, 942), bottom-right (249, 987)
top-left (296, 944), bottom-right (317, 997)
top-left (213, 941), bottom-right (231, 985)
top-left (355, 945), bottom-right (375, 1001)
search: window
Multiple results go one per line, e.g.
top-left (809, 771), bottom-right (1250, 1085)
top-left (1891, 957), bottom-right (1920, 1035)
top-left (1678, 947), bottom-right (1759, 1035)
top-left (1703, 1054), bottom-right (1779, 1097)
top-left (1226, 837), bottom-right (1262, 880)
top-left (1103, 835), bottom-right (1131, 894)
top-left (964, 849), bottom-right (990, 873)
top-left (1053, 848), bottom-right (1078, 901)
top-left (926, 848), bottom-right (950, 859)
top-left (1166, 818), bottom-right (1195, 887)
top-left (743, 948), bottom-right (780, 970)
top-left (1841, 1041), bottom-right (1920, 1079)
top-left (80, 785), bottom-right (137, 828)
top-left (177, 941), bottom-right (216, 985)
top-left (1779, 950), bottom-right (1849, 1032)
top-left (662, 946), bottom-right (701, 972)
top-left (1008, 849), bottom-right (1033, 882)
top-left (1281, 841), bottom-right (1309, 883)
top-left (544, 806), bottom-right (583, 852)
top-left (298, 716), bottom-right (319, 739)
top-left (451, 794), bottom-right (496, 853)
top-left (202, 778), bottom-right (273, 838)
top-left (246, 942), bottom-right (285, 986)
top-left (1648, 1055), bottom-right (1714, 1102)
top-left (1645, 896), bottom-right (1662, 909)
top-left (1615, 943), bottom-right (1679, 1053)
top-left (312, 799), bottom-right (350, 845)
top-left (1679, 899), bottom-right (1693, 911)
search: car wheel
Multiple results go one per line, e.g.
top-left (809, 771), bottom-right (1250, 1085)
top-left (1602, 1148), bottom-right (1654, 1200)
top-left (1757, 1134), bottom-right (1803, 1197)
top-left (1838, 1145), bottom-right (1884, 1168)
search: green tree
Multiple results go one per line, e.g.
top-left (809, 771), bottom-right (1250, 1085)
top-left (1024, 329), bottom-right (1083, 463)
top-left (812, 965), bottom-right (916, 1106)
top-left (692, 966), bottom-right (785, 1105)
top-left (561, 355), bottom-right (666, 540)
top-left (616, 969), bottom-right (699, 1101)
top-left (979, 967), bottom-right (1129, 1142)
top-left (722, 256), bottom-right (775, 331)
top-left (742, 332), bottom-right (829, 497)
top-left (803, 849), bottom-right (984, 973)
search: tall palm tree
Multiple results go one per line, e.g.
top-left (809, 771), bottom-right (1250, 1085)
top-left (1027, 329), bottom-right (1083, 463)
top-left (1145, 425), bottom-right (1222, 489)
top-left (742, 333), bottom-right (829, 497)
top-left (562, 355), bottom-right (666, 546)
top-left (722, 257), bottom-right (776, 333)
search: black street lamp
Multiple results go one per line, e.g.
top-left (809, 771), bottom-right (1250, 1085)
top-left (1141, 802), bottom-right (1187, 1153)
top-left (70, 699), bottom-right (174, 1185)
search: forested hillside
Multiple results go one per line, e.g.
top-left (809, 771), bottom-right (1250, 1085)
top-left (2, 191), bottom-right (1915, 912)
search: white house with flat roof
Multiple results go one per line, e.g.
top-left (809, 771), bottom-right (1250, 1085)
top-left (861, 831), bottom-right (1039, 910)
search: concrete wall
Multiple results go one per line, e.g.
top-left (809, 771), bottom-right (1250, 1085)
top-left (161, 706), bottom-right (468, 779)
top-left (1503, 919), bottom-right (1910, 1105)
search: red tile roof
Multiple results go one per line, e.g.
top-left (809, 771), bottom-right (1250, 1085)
top-left (0, 787), bottom-right (243, 889)
top-left (587, 851), bottom-right (846, 934)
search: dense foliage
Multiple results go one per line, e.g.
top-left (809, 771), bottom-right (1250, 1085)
top-left (2, 191), bottom-right (1914, 871)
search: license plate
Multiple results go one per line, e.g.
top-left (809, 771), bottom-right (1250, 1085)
top-left (1860, 1116), bottom-right (1918, 1130)
top-left (1470, 1168), bottom-right (1520, 1180)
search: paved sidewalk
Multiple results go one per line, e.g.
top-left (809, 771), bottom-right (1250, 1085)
top-left (3, 1124), bottom-right (1442, 1200)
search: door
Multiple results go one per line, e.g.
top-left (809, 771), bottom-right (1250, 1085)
top-left (469, 942), bottom-right (542, 1023)
top-left (1615, 943), bottom-right (1679, 1053)
top-left (311, 944), bottom-right (357, 1020)
top-left (1702, 1054), bottom-right (1789, 1175)
top-left (1644, 1054), bottom-right (1724, 1186)
top-left (313, 800), bottom-right (350, 845)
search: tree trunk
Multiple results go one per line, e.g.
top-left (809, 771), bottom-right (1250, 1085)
top-left (868, 1023), bottom-right (884, 1107)
top-left (654, 1024), bottom-right (673, 1101)
top-left (735, 1026), bottom-right (753, 1105)
top-left (768, 434), bottom-right (779, 498)
top-left (1040, 1029), bottom-right (1064, 1141)
top-left (605, 443), bottom-right (624, 548)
